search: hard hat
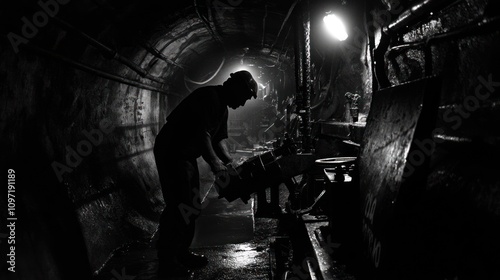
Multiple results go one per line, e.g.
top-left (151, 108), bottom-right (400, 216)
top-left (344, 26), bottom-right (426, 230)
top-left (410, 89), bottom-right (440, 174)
top-left (225, 70), bottom-right (258, 98)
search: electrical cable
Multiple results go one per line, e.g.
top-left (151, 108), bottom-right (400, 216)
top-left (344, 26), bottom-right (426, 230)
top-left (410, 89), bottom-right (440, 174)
top-left (184, 56), bottom-right (226, 85)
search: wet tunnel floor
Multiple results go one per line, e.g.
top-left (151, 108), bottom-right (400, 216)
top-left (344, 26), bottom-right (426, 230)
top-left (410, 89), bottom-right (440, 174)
top-left (94, 180), bottom-right (278, 280)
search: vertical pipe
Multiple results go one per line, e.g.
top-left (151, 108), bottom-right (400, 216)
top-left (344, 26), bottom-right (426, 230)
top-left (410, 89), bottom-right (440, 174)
top-left (301, 0), bottom-right (312, 152)
top-left (294, 0), bottom-right (312, 152)
top-left (294, 11), bottom-right (304, 98)
top-left (294, 4), bottom-right (304, 144)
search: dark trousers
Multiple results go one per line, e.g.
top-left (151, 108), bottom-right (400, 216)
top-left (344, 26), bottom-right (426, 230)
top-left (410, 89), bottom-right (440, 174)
top-left (154, 150), bottom-right (201, 261)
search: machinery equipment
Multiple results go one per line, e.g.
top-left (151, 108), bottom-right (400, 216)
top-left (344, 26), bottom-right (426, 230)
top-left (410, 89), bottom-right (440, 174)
top-left (215, 135), bottom-right (298, 203)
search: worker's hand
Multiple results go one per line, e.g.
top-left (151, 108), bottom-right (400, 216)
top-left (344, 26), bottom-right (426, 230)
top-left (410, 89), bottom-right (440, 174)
top-left (212, 160), bottom-right (231, 189)
top-left (225, 160), bottom-right (237, 169)
top-left (236, 157), bottom-right (248, 166)
top-left (211, 160), bottom-right (228, 175)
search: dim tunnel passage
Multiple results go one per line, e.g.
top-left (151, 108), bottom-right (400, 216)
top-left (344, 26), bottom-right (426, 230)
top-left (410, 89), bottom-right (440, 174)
top-left (1, 0), bottom-right (298, 278)
top-left (2, 0), bottom-right (500, 280)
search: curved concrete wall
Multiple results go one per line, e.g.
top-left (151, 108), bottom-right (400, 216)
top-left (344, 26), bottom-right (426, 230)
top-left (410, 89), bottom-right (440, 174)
top-left (0, 1), bottom-right (293, 278)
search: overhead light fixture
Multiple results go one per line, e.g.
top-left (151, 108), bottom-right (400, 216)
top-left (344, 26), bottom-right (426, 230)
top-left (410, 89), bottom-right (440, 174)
top-left (323, 13), bottom-right (348, 41)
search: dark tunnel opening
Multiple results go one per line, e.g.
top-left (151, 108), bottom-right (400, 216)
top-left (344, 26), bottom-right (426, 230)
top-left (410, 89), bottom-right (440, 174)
top-left (1, 0), bottom-right (500, 279)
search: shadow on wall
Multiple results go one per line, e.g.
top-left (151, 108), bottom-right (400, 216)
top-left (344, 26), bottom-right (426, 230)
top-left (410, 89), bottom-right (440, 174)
top-left (0, 42), bottom-right (165, 278)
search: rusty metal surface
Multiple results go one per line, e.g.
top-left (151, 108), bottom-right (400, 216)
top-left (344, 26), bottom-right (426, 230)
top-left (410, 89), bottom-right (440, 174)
top-left (358, 77), bottom-right (441, 276)
top-left (294, 0), bottom-right (312, 152)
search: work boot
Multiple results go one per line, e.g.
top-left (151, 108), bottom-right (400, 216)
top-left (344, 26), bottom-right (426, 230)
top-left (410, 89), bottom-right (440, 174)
top-left (158, 258), bottom-right (192, 279)
top-left (178, 252), bottom-right (208, 268)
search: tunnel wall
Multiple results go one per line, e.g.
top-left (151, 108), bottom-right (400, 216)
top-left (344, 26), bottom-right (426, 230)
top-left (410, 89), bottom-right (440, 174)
top-left (0, 0), bottom-right (295, 275)
top-left (0, 10), bottom-right (219, 277)
top-left (1, 42), bottom-right (95, 279)
top-left (0, 41), bottom-right (166, 277)
top-left (358, 0), bottom-right (500, 278)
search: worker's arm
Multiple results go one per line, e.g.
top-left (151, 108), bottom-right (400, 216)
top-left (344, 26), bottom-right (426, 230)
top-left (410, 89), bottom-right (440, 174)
top-left (214, 139), bottom-right (233, 165)
top-left (200, 131), bottom-right (227, 173)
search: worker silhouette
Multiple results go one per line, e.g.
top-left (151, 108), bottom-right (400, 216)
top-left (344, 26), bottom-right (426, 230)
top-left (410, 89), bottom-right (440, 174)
top-left (153, 70), bottom-right (258, 277)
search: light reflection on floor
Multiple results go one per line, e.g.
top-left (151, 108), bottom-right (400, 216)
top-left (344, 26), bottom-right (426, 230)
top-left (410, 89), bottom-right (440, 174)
top-left (95, 178), bottom-right (278, 280)
top-left (225, 243), bottom-right (260, 269)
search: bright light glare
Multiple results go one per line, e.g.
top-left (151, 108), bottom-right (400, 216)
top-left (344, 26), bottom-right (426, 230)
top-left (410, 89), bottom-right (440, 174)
top-left (323, 14), bottom-right (348, 41)
top-left (233, 66), bottom-right (260, 82)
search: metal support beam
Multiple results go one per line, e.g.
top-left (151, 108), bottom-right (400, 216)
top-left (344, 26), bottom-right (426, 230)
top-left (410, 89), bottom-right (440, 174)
top-left (294, 0), bottom-right (312, 152)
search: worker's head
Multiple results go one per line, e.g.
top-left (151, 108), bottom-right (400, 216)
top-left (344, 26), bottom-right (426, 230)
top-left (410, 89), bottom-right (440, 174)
top-left (223, 70), bottom-right (258, 109)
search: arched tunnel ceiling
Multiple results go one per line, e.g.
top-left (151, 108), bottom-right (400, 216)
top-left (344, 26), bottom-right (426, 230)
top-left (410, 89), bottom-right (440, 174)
top-left (59, 0), bottom-right (297, 79)
top-left (60, 0), bottom-right (304, 94)
top-left (3, 0), bottom-right (368, 93)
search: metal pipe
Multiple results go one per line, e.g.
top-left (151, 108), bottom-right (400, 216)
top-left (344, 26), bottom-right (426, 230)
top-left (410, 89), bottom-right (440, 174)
top-left (388, 16), bottom-right (500, 53)
top-left (141, 43), bottom-right (185, 69)
top-left (374, 0), bottom-right (461, 88)
top-left (294, 2), bottom-right (304, 147)
top-left (184, 57), bottom-right (225, 85)
top-left (293, 0), bottom-right (312, 152)
top-left (365, 0), bottom-right (379, 92)
top-left (194, 0), bottom-right (225, 48)
top-left (384, 0), bottom-right (461, 35)
top-left (294, 10), bottom-right (304, 102)
top-left (22, 44), bottom-right (174, 95)
top-left (52, 17), bottom-right (168, 84)
top-left (269, 0), bottom-right (299, 55)
top-left (301, 1), bottom-right (312, 153)
top-left (261, 5), bottom-right (268, 48)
